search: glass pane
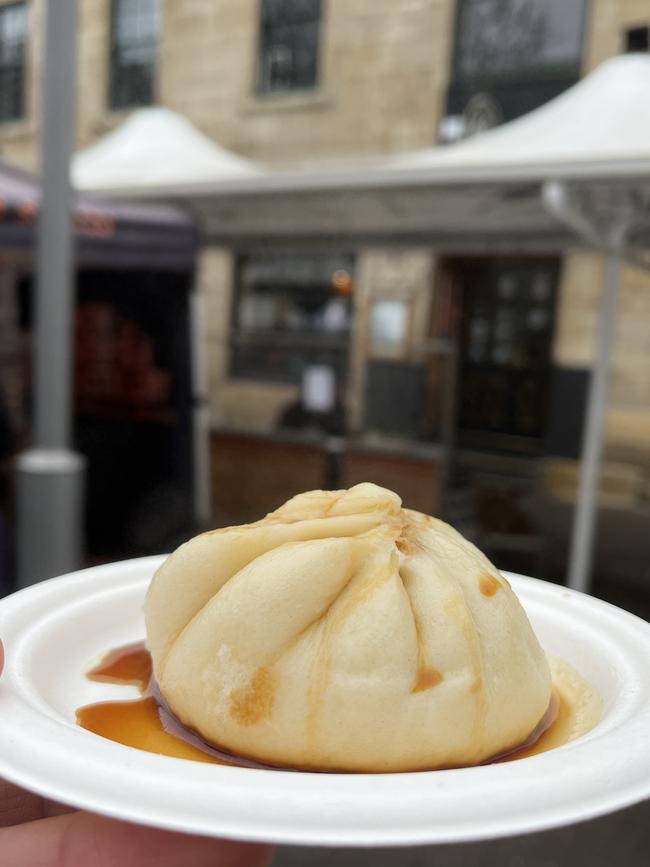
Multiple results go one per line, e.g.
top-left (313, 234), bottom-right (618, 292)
top-left (110, 0), bottom-right (158, 109)
top-left (531, 272), bottom-right (552, 302)
top-left (455, 0), bottom-right (585, 82)
top-left (259, 0), bottom-right (322, 92)
top-left (497, 273), bottom-right (518, 299)
top-left (263, 0), bottom-right (321, 27)
top-left (527, 307), bottom-right (549, 331)
top-left (0, 2), bottom-right (26, 122)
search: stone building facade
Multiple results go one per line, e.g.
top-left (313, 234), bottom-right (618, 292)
top-left (0, 0), bottom-right (453, 168)
top-left (2, 0), bottom-right (650, 562)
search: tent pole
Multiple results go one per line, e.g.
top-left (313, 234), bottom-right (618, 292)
top-left (567, 222), bottom-right (628, 593)
top-left (189, 283), bottom-right (212, 526)
top-left (15, 0), bottom-right (85, 587)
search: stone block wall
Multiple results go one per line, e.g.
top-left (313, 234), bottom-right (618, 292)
top-left (586, 0), bottom-right (650, 72)
top-left (160, 0), bottom-right (453, 166)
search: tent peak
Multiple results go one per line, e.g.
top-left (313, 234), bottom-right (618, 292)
top-left (73, 106), bottom-right (262, 194)
top-left (387, 54), bottom-right (650, 174)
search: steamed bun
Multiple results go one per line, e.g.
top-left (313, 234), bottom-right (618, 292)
top-left (144, 483), bottom-right (551, 771)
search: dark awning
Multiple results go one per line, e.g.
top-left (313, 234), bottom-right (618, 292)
top-left (0, 158), bottom-right (198, 271)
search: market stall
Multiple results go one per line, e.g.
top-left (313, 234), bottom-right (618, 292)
top-left (0, 156), bottom-right (200, 581)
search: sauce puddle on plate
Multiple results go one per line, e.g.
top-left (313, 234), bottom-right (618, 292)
top-left (76, 642), bottom-right (578, 772)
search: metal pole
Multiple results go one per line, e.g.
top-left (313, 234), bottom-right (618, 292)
top-left (189, 286), bottom-right (212, 526)
top-left (16, 0), bottom-right (85, 587)
top-left (567, 221), bottom-right (628, 593)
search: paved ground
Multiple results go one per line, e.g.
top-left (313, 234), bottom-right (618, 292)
top-left (271, 800), bottom-right (650, 866)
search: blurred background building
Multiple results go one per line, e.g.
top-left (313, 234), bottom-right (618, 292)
top-left (1, 0), bottom-right (649, 607)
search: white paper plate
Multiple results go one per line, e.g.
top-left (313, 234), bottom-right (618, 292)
top-left (1, 556), bottom-right (650, 847)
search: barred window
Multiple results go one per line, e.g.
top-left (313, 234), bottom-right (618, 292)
top-left (258, 0), bottom-right (322, 94)
top-left (625, 26), bottom-right (649, 53)
top-left (109, 0), bottom-right (159, 110)
top-left (0, 2), bottom-right (27, 124)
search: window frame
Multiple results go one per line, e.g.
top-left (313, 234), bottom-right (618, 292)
top-left (256, 0), bottom-right (324, 96)
top-left (0, 1), bottom-right (28, 125)
top-left (108, 0), bottom-right (159, 112)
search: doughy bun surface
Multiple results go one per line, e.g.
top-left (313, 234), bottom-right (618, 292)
top-left (145, 484), bottom-right (551, 772)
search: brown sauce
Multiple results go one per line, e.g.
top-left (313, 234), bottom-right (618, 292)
top-left (86, 641), bottom-right (152, 690)
top-left (499, 688), bottom-right (571, 763)
top-left (79, 643), bottom-right (241, 767)
top-left (411, 665), bottom-right (443, 694)
top-left (479, 573), bottom-right (501, 597)
top-left (77, 642), bottom-right (572, 772)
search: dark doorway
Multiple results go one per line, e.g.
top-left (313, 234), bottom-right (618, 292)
top-left (455, 258), bottom-right (559, 453)
top-left (74, 268), bottom-right (195, 562)
top-left (440, 256), bottom-right (561, 577)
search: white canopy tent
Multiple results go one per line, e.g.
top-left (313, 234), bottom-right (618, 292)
top-left (73, 107), bottom-right (262, 194)
top-left (73, 56), bottom-right (650, 594)
top-left (389, 53), bottom-right (650, 177)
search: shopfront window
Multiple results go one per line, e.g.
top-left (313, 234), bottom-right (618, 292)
top-left (230, 251), bottom-right (354, 385)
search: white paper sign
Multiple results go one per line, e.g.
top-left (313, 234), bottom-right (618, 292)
top-left (302, 365), bottom-right (336, 413)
